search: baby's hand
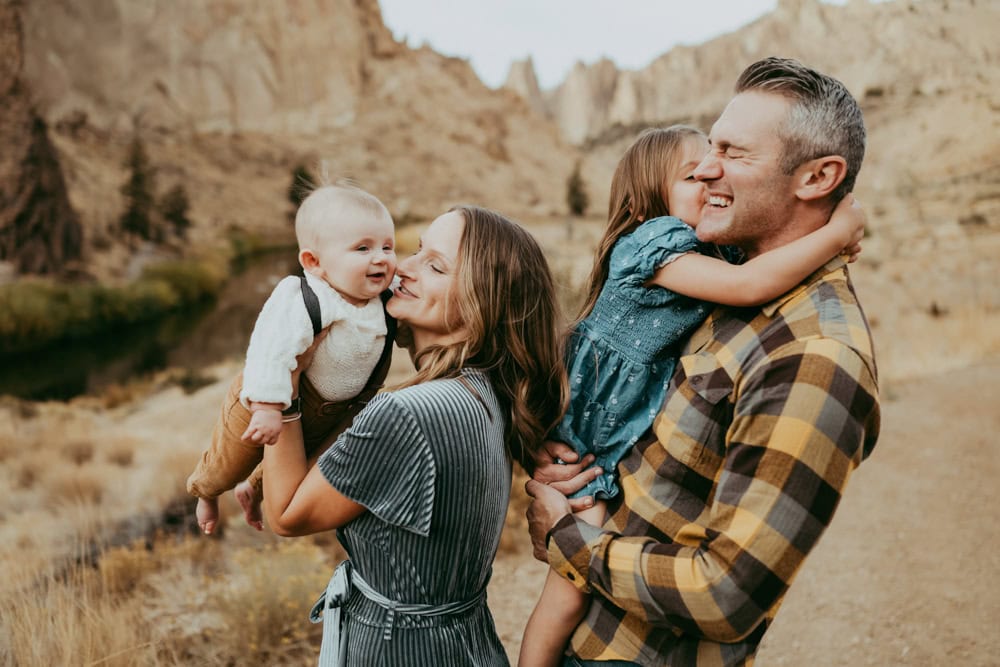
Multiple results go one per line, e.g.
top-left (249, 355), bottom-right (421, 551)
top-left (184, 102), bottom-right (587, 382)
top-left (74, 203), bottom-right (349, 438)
top-left (829, 194), bottom-right (867, 261)
top-left (242, 407), bottom-right (283, 445)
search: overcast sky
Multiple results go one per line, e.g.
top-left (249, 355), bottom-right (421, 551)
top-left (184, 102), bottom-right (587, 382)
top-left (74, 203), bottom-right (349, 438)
top-left (379, 1), bottom-right (857, 89)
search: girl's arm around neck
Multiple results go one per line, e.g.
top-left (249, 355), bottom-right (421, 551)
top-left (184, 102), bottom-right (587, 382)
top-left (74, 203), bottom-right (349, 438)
top-left (261, 421), bottom-right (366, 537)
top-left (650, 196), bottom-right (865, 306)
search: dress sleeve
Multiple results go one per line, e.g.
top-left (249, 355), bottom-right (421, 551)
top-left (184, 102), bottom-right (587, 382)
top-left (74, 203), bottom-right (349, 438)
top-left (609, 216), bottom-right (700, 290)
top-left (317, 392), bottom-right (436, 536)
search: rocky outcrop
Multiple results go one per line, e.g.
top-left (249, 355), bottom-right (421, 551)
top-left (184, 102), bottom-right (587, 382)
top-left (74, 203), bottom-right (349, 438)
top-left (21, 0), bottom-right (401, 135)
top-left (13, 0), bottom-right (577, 281)
top-left (510, 0), bottom-right (999, 147)
top-left (0, 0), bottom-right (81, 276)
top-left (503, 57), bottom-right (546, 117)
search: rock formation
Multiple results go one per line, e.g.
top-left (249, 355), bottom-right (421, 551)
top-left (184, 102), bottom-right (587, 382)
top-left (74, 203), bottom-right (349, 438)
top-left (15, 0), bottom-right (577, 281)
top-left (0, 0), bottom-right (81, 277)
top-left (509, 0), bottom-right (998, 148)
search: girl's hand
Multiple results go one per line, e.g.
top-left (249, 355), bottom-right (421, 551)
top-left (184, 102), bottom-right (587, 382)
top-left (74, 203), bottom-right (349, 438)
top-left (530, 440), bottom-right (602, 511)
top-left (829, 194), bottom-right (867, 260)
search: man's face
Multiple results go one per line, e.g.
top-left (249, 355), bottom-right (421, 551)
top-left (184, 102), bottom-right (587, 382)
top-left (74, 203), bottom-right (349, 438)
top-left (692, 91), bottom-right (798, 257)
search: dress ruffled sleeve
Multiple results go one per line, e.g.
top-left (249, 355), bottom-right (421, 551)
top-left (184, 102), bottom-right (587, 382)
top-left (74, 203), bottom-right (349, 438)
top-left (607, 216), bottom-right (701, 305)
top-left (317, 392), bottom-right (435, 537)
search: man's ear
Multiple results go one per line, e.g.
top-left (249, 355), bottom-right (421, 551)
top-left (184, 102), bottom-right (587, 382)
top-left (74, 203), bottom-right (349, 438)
top-left (299, 249), bottom-right (322, 276)
top-left (794, 155), bottom-right (847, 201)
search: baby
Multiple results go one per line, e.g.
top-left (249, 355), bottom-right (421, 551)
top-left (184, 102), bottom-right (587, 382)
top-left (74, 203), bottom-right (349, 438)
top-left (187, 181), bottom-right (397, 535)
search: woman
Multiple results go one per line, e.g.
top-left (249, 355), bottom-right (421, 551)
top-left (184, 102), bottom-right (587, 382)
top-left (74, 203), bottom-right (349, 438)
top-left (262, 206), bottom-right (568, 665)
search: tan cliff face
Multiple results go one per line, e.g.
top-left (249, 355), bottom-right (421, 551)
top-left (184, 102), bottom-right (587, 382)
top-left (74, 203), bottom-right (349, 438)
top-left (5, 0), bottom-right (999, 299)
top-left (506, 0), bottom-right (1000, 263)
top-left (12, 0), bottom-right (576, 280)
top-left (510, 0), bottom-right (999, 149)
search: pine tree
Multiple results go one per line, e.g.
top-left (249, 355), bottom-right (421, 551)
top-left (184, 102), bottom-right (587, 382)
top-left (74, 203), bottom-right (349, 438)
top-left (119, 135), bottom-right (156, 240)
top-left (566, 160), bottom-right (589, 217)
top-left (160, 183), bottom-right (192, 239)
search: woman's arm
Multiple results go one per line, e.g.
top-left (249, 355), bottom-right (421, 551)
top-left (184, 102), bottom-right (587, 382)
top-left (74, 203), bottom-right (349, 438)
top-left (260, 330), bottom-right (366, 537)
top-left (261, 420), bottom-right (366, 536)
top-left (651, 195), bottom-right (865, 306)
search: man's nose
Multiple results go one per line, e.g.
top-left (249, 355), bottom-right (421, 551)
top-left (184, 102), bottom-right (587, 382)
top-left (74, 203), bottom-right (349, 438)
top-left (693, 153), bottom-right (720, 182)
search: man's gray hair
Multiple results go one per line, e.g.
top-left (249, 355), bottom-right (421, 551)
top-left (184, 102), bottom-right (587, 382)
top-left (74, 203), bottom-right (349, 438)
top-left (736, 57), bottom-right (866, 202)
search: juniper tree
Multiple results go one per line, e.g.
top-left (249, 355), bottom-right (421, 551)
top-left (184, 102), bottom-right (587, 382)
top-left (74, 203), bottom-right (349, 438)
top-left (119, 135), bottom-right (156, 240)
top-left (160, 183), bottom-right (192, 239)
top-left (566, 160), bottom-right (588, 217)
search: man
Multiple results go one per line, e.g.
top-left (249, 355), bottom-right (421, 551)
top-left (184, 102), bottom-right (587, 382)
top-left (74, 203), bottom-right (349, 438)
top-left (526, 57), bottom-right (880, 666)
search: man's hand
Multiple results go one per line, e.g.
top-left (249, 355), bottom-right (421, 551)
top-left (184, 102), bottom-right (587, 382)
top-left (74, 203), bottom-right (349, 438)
top-left (525, 479), bottom-right (575, 562)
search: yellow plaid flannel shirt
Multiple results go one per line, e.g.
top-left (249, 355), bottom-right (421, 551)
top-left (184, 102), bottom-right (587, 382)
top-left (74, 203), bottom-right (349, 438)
top-left (547, 259), bottom-right (880, 666)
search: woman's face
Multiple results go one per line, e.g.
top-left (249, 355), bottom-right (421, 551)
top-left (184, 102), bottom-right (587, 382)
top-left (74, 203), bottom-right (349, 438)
top-left (387, 211), bottom-right (466, 349)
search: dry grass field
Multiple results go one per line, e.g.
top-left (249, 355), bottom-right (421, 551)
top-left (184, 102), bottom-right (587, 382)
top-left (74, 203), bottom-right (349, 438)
top-left (1, 217), bottom-right (998, 666)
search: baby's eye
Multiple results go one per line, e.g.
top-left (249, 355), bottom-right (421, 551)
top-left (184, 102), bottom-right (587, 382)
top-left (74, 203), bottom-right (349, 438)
top-left (430, 264), bottom-right (444, 274)
top-left (383, 245), bottom-right (394, 252)
top-left (356, 245), bottom-right (369, 252)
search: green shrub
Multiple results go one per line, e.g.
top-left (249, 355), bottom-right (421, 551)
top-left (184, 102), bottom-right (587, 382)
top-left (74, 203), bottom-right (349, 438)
top-left (0, 259), bottom-right (225, 355)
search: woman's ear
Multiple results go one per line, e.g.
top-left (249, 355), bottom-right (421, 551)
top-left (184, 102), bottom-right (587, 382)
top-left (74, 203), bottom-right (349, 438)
top-left (794, 155), bottom-right (847, 201)
top-left (299, 249), bottom-right (322, 276)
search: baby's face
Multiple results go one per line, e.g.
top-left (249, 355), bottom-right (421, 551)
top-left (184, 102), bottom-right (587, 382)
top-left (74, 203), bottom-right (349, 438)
top-left (311, 213), bottom-right (396, 305)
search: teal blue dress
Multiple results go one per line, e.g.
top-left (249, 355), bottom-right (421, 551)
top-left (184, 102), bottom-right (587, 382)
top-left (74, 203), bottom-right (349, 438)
top-left (554, 216), bottom-right (713, 500)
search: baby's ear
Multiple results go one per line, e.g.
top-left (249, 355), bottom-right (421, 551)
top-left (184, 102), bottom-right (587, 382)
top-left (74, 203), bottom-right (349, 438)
top-left (299, 249), bottom-right (321, 274)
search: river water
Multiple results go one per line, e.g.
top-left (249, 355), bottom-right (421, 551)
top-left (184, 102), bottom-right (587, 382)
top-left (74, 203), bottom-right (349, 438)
top-left (0, 249), bottom-right (301, 401)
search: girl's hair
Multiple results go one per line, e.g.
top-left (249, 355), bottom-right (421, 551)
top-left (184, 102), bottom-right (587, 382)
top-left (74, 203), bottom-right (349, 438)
top-left (576, 125), bottom-right (706, 322)
top-left (399, 206), bottom-right (568, 468)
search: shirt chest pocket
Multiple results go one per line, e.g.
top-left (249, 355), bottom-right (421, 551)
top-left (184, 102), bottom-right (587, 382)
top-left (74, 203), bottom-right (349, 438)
top-left (664, 352), bottom-right (734, 471)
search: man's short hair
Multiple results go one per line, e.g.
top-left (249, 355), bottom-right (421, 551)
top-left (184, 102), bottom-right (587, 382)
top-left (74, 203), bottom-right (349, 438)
top-left (736, 57), bottom-right (866, 202)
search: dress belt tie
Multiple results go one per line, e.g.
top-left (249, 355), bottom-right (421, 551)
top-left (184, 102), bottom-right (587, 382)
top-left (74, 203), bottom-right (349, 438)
top-left (310, 559), bottom-right (487, 666)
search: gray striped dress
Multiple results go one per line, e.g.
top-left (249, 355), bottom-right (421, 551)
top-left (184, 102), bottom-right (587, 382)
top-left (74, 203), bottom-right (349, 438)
top-left (317, 368), bottom-right (512, 666)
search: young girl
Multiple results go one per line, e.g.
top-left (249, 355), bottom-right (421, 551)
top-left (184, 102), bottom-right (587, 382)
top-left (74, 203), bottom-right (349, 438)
top-left (518, 125), bottom-right (865, 666)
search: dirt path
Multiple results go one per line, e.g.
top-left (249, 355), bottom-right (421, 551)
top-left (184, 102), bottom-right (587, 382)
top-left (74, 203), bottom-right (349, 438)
top-left (488, 360), bottom-right (1000, 665)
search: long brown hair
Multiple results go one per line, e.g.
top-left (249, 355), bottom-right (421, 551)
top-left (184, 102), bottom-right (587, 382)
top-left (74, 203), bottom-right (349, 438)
top-left (399, 206), bottom-right (568, 468)
top-left (576, 125), bottom-right (705, 323)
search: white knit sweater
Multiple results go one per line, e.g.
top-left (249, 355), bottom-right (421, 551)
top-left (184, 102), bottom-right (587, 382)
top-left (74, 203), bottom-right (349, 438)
top-left (239, 273), bottom-right (386, 409)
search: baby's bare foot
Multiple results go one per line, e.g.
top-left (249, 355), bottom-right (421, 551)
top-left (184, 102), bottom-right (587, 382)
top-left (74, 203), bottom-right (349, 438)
top-left (196, 497), bottom-right (219, 535)
top-left (235, 480), bottom-right (263, 531)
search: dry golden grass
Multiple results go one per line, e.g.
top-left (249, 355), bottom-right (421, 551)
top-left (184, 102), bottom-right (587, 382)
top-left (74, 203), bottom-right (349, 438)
top-left (104, 437), bottom-right (137, 467)
top-left (61, 438), bottom-right (96, 465)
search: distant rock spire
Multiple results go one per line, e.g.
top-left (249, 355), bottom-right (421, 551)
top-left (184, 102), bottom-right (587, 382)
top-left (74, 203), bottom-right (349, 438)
top-left (503, 56), bottom-right (549, 117)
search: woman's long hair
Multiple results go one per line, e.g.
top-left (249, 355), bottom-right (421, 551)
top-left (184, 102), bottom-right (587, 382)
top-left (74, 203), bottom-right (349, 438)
top-left (576, 125), bottom-right (705, 323)
top-left (399, 206), bottom-right (568, 469)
